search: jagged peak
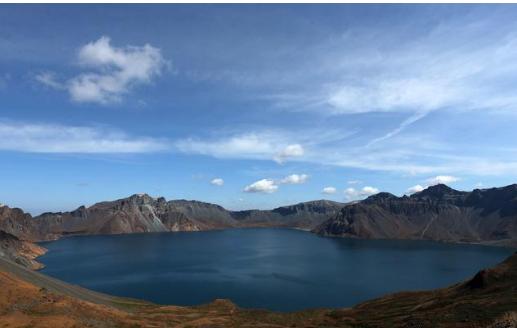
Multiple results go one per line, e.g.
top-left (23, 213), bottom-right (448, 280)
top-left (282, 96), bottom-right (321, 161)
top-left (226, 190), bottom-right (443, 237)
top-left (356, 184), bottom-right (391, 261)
top-left (121, 193), bottom-right (157, 206)
top-left (411, 184), bottom-right (463, 198)
top-left (133, 193), bottom-right (152, 198)
top-left (363, 192), bottom-right (398, 202)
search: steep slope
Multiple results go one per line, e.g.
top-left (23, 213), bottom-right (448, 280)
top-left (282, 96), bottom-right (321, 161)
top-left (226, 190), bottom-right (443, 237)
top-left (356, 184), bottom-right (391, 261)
top-left (0, 231), bottom-right (46, 270)
top-left (0, 249), bottom-right (515, 327)
top-left (169, 199), bottom-right (238, 229)
top-left (331, 251), bottom-right (517, 327)
top-left (31, 194), bottom-right (206, 240)
top-left (314, 184), bottom-right (517, 246)
top-left (234, 200), bottom-right (345, 229)
top-left (0, 205), bottom-right (40, 241)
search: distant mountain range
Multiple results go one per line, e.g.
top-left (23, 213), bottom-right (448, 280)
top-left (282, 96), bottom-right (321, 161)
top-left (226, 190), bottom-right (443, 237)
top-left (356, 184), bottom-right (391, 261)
top-left (0, 194), bottom-right (344, 243)
top-left (314, 184), bottom-right (517, 247)
top-left (1, 183), bottom-right (517, 262)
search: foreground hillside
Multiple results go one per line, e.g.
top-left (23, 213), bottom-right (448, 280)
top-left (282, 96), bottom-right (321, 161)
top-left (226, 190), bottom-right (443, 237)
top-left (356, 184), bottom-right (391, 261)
top-left (315, 184), bottom-right (517, 247)
top-left (0, 231), bottom-right (46, 270)
top-left (0, 251), bottom-right (515, 327)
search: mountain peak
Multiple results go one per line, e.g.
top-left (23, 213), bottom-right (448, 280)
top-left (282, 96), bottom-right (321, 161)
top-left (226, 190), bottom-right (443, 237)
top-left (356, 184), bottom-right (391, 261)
top-left (363, 192), bottom-right (397, 203)
top-left (127, 193), bottom-right (155, 204)
top-left (411, 184), bottom-right (463, 199)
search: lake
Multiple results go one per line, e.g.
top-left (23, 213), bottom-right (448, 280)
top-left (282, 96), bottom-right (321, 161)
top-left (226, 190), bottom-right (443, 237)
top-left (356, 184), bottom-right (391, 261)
top-left (39, 228), bottom-right (514, 311)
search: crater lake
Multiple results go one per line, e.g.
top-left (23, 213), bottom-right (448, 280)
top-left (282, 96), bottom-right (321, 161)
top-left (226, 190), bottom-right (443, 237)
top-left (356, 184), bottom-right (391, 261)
top-left (38, 228), bottom-right (514, 311)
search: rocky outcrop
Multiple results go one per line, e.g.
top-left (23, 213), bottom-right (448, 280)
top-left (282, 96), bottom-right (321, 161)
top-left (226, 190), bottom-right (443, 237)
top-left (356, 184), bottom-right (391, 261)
top-left (31, 194), bottom-right (206, 239)
top-left (314, 184), bottom-right (517, 246)
top-left (233, 200), bottom-right (345, 229)
top-left (0, 231), bottom-right (46, 270)
top-left (0, 205), bottom-right (41, 241)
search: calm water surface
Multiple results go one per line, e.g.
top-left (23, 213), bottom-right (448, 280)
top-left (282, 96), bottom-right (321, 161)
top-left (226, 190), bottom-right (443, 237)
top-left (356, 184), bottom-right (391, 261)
top-left (39, 228), bottom-right (514, 311)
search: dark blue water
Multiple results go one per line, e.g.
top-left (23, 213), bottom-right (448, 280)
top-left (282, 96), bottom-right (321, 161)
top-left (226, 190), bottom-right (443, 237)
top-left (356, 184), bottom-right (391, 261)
top-left (39, 228), bottom-right (514, 311)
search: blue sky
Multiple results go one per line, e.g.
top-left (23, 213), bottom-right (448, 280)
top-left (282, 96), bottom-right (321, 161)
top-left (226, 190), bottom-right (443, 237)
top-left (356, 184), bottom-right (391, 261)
top-left (2, 4), bottom-right (517, 214)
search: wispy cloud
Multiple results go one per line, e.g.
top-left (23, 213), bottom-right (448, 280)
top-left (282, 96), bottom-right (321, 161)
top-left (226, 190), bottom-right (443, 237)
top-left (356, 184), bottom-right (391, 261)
top-left (36, 36), bottom-right (167, 105)
top-left (35, 71), bottom-right (65, 90)
top-left (273, 144), bottom-right (304, 164)
top-left (238, 14), bottom-right (517, 146)
top-left (173, 127), bottom-right (517, 176)
top-left (0, 120), bottom-right (168, 153)
top-left (175, 131), bottom-right (308, 164)
top-left (279, 174), bottom-right (309, 185)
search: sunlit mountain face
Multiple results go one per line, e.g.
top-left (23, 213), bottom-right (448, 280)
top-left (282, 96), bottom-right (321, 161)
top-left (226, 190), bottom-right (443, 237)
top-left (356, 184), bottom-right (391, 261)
top-left (1, 4), bottom-right (517, 215)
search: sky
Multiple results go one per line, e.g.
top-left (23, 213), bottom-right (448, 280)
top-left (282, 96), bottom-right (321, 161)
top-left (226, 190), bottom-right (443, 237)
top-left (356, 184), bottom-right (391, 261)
top-left (2, 4), bottom-right (517, 214)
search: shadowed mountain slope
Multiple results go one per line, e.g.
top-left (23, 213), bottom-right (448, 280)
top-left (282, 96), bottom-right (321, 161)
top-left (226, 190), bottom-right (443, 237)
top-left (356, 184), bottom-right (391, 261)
top-left (314, 184), bottom-right (517, 246)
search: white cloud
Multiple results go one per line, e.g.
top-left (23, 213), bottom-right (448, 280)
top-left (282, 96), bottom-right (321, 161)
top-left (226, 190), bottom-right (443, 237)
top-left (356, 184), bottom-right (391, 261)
top-left (279, 174), bottom-right (308, 185)
top-left (426, 175), bottom-right (460, 186)
top-left (347, 180), bottom-right (361, 185)
top-left (344, 186), bottom-right (379, 200)
top-left (210, 178), bottom-right (224, 186)
top-left (273, 144), bottom-right (304, 164)
top-left (0, 121), bottom-right (168, 153)
top-left (322, 186), bottom-right (337, 194)
top-left (36, 36), bottom-right (166, 105)
top-left (406, 184), bottom-right (425, 195)
top-left (243, 179), bottom-right (278, 193)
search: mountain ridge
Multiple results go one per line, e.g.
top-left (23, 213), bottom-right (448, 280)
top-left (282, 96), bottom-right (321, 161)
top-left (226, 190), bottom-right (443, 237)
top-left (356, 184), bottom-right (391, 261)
top-left (1, 183), bottom-right (517, 252)
top-left (314, 183), bottom-right (517, 247)
top-left (0, 195), bottom-right (346, 244)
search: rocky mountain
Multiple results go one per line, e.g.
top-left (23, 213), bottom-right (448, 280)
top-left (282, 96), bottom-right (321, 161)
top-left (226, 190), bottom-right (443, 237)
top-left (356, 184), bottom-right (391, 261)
top-left (0, 205), bottom-right (40, 241)
top-left (314, 184), bottom-right (517, 246)
top-left (2, 183), bottom-right (517, 247)
top-left (0, 195), bottom-right (345, 242)
top-left (233, 200), bottom-right (345, 229)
